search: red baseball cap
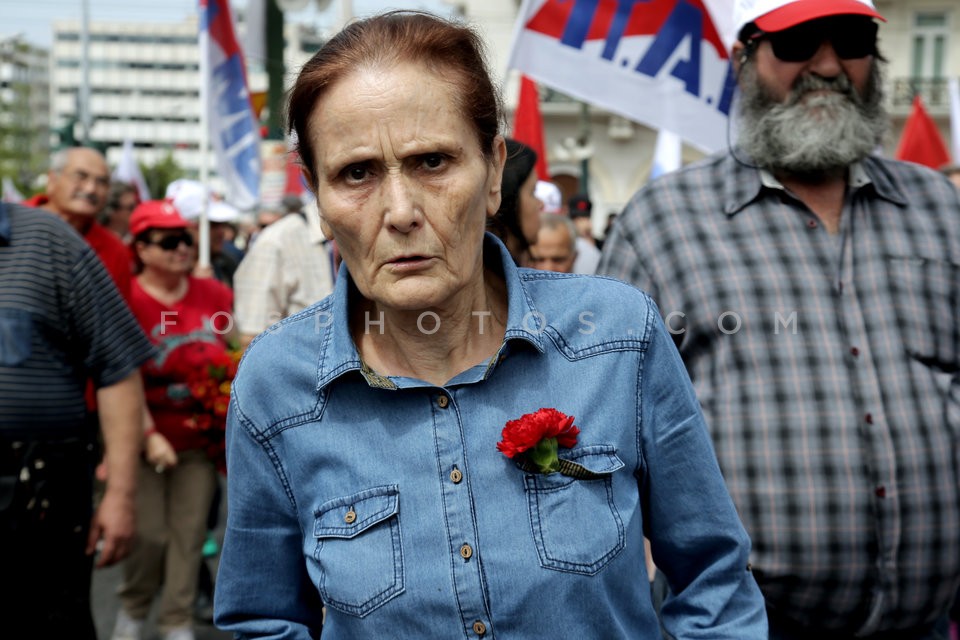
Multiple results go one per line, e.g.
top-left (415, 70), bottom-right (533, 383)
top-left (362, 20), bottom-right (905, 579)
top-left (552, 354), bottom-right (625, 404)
top-left (734, 0), bottom-right (884, 38)
top-left (129, 200), bottom-right (188, 236)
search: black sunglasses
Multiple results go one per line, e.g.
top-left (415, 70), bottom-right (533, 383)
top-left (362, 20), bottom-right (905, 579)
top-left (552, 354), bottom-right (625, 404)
top-left (752, 16), bottom-right (878, 63)
top-left (146, 233), bottom-right (194, 251)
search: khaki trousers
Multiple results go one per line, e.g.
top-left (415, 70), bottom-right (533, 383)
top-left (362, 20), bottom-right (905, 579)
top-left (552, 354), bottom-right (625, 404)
top-left (116, 449), bottom-right (218, 632)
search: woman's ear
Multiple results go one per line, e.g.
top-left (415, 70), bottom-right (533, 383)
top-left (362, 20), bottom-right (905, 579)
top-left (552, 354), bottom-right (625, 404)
top-left (300, 166), bottom-right (315, 192)
top-left (486, 135), bottom-right (507, 218)
top-left (319, 217), bottom-right (334, 241)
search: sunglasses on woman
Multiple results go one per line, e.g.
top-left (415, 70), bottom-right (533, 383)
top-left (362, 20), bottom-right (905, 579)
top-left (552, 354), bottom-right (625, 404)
top-left (145, 233), bottom-right (194, 251)
top-left (750, 16), bottom-right (878, 63)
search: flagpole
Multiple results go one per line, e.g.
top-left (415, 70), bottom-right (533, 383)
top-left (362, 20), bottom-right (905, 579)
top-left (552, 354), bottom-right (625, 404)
top-left (578, 101), bottom-right (591, 195)
top-left (948, 77), bottom-right (960, 163)
top-left (197, 0), bottom-right (211, 269)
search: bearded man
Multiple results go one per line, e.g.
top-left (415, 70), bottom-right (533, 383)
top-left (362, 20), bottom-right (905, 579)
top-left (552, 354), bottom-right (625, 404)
top-left (599, 1), bottom-right (960, 637)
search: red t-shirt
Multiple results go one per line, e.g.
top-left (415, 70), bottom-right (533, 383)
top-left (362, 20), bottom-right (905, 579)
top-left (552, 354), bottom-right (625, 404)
top-left (84, 220), bottom-right (132, 301)
top-left (131, 276), bottom-right (234, 452)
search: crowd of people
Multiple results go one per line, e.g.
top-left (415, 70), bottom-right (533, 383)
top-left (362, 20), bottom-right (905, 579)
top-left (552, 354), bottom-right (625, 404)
top-left (3, 0), bottom-right (960, 639)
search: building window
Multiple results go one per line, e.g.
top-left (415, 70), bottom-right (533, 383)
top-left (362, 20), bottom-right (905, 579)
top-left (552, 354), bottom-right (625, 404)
top-left (908, 11), bottom-right (950, 106)
top-left (911, 12), bottom-right (948, 79)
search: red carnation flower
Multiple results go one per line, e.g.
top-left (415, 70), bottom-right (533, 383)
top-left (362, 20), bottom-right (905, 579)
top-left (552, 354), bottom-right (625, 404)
top-left (497, 408), bottom-right (579, 474)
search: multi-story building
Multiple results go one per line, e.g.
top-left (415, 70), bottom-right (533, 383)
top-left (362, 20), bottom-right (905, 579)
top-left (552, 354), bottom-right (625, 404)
top-left (49, 14), bottom-right (325, 198)
top-left (0, 34), bottom-right (49, 194)
top-left (40, 1), bottom-right (959, 221)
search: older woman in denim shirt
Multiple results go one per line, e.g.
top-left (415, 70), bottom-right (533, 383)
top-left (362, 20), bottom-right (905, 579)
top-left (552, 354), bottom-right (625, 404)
top-left (214, 11), bottom-right (766, 639)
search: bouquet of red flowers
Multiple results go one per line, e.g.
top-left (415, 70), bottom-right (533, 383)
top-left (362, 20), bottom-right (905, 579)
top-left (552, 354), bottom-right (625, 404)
top-left (179, 341), bottom-right (241, 473)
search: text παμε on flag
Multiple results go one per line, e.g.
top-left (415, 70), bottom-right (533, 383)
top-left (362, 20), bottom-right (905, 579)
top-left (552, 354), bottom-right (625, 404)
top-left (200, 0), bottom-right (261, 209)
top-left (508, 0), bottom-right (737, 153)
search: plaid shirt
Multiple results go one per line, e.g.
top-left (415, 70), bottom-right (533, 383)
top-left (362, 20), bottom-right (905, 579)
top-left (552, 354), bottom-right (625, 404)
top-left (598, 152), bottom-right (960, 634)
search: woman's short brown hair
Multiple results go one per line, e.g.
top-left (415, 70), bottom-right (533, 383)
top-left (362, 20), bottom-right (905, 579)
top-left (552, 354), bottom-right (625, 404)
top-left (287, 10), bottom-right (502, 190)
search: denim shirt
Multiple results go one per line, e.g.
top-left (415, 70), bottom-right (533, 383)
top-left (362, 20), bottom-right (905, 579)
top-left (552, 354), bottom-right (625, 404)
top-left (215, 235), bottom-right (766, 639)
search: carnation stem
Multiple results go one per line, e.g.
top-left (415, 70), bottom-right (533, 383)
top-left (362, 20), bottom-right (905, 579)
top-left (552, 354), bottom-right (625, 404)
top-left (528, 437), bottom-right (560, 474)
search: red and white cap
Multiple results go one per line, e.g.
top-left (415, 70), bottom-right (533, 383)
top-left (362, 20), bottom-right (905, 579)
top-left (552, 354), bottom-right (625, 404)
top-left (734, 0), bottom-right (884, 38)
top-left (128, 200), bottom-right (188, 236)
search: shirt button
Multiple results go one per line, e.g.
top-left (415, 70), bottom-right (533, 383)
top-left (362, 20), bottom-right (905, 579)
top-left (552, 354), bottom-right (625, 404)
top-left (806, 219), bottom-right (818, 229)
top-left (459, 543), bottom-right (473, 560)
top-left (875, 486), bottom-right (886, 498)
top-left (472, 621), bottom-right (487, 636)
top-left (450, 468), bottom-right (463, 484)
top-left (344, 510), bottom-right (357, 524)
top-left (865, 413), bottom-right (874, 425)
top-left (850, 346), bottom-right (860, 357)
top-left (437, 395), bottom-right (449, 409)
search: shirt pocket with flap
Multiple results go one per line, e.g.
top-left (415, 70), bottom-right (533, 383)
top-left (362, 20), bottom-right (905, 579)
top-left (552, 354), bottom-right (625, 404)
top-left (523, 445), bottom-right (626, 575)
top-left (313, 484), bottom-right (404, 617)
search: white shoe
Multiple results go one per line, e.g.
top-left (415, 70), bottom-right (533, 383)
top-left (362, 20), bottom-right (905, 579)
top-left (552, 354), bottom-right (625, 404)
top-left (162, 626), bottom-right (196, 640)
top-left (110, 609), bottom-right (144, 640)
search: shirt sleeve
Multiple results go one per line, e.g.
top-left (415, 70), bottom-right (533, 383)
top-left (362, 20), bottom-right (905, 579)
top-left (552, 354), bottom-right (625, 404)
top-left (214, 398), bottom-right (326, 637)
top-left (68, 245), bottom-right (155, 388)
top-left (596, 192), bottom-right (660, 301)
top-left (639, 308), bottom-right (767, 639)
top-left (233, 235), bottom-right (288, 336)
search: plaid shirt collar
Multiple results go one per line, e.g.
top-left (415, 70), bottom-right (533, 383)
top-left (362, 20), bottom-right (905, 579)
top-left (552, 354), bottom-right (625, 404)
top-left (722, 153), bottom-right (910, 217)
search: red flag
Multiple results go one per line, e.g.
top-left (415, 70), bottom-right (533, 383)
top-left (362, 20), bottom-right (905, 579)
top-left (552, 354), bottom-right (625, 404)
top-left (284, 151), bottom-right (305, 196)
top-left (512, 75), bottom-right (550, 180)
top-left (896, 95), bottom-right (950, 169)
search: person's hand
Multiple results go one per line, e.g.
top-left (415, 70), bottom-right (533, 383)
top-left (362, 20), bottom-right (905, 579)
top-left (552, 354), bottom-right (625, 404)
top-left (86, 487), bottom-right (136, 568)
top-left (94, 456), bottom-right (108, 483)
top-left (144, 431), bottom-right (178, 472)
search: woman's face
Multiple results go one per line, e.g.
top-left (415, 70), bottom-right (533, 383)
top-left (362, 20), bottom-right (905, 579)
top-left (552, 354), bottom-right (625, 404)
top-left (517, 169), bottom-right (543, 245)
top-left (136, 228), bottom-right (194, 275)
top-left (307, 62), bottom-right (505, 313)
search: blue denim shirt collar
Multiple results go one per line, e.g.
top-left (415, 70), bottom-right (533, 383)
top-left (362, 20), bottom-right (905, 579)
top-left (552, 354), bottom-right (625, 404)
top-left (316, 232), bottom-right (545, 392)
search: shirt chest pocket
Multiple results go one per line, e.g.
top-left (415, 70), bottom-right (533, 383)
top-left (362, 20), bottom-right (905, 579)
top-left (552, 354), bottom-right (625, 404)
top-left (886, 257), bottom-right (960, 372)
top-left (523, 445), bottom-right (626, 575)
top-left (313, 485), bottom-right (404, 617)
top-left (0, 309), bottom-right (32, 367)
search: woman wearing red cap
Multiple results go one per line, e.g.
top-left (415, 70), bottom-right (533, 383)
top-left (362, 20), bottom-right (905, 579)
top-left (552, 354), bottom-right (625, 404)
top-left (110, 200), bottom-right (234, 640)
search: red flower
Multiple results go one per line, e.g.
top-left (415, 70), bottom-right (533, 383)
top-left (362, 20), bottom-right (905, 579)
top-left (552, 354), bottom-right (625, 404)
top-left (497, 408), bottom-right (579, 474)
top-left (178, 343), bottom-right (241, 475)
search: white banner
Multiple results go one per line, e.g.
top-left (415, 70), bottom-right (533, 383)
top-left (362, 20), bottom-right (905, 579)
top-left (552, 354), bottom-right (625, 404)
top-left (200, 0), bottom-right (262, 210)
top-left (508, 0), bottom-right (736, 153)
top-left (948, 77), bottom-right (960, 163)
top-left (112, 138), bottom-right (151, 202)
top-left (651, 128), bottom-right (682, 179)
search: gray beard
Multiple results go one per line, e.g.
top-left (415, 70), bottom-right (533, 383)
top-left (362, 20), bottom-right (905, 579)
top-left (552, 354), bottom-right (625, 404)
top-left (736, 60), bottom-right (888, 177)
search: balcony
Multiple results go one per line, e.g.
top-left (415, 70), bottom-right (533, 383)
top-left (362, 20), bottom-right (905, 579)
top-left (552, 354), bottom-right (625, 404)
top-left (889, 78), bottom-right (954, 115)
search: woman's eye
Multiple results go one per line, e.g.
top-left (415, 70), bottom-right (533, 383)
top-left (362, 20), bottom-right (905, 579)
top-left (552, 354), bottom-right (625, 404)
top-left (422, 154), bottom-right (445, 170)
top-left (343, 164), bottom-right (368, 182)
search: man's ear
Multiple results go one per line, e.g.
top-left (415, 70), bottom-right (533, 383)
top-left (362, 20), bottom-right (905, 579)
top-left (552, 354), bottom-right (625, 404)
top-left (732, 42), bottom-right (748, 75)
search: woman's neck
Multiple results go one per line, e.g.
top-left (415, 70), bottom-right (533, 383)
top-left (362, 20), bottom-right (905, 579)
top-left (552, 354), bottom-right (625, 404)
top-left (137, 268), bottom-right (188, 305)
top-left (354, 270), bottom-right (508, 387)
